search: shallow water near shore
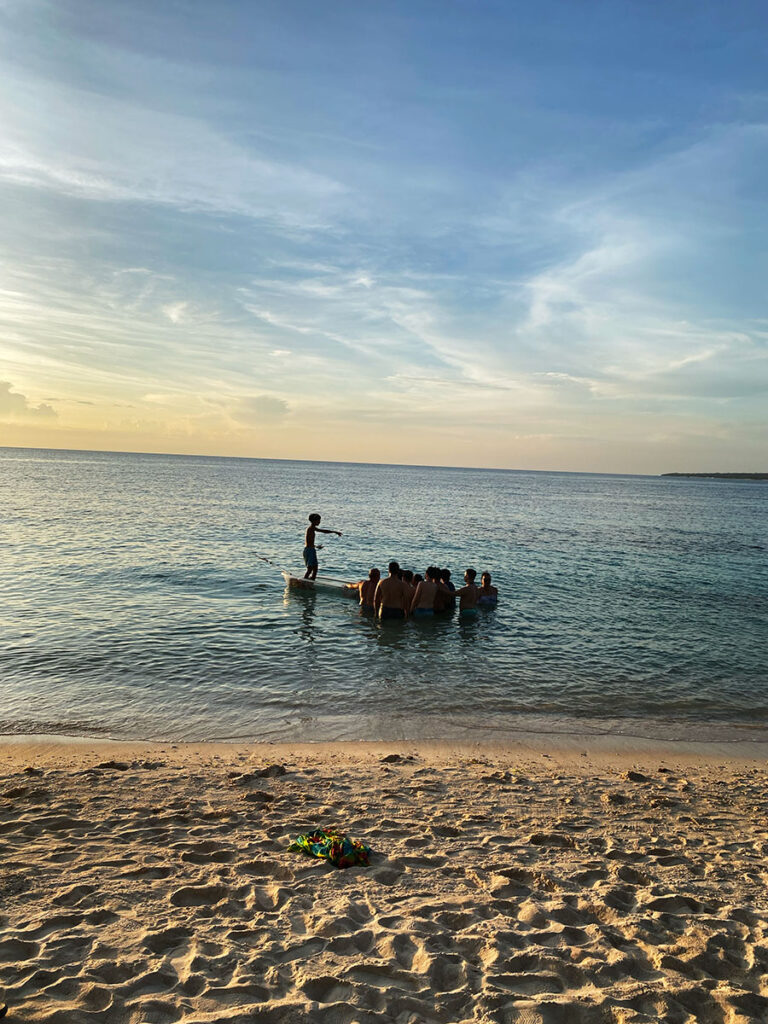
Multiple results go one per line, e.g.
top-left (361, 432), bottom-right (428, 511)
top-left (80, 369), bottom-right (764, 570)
top-left (2, 447), bottom-right (767, 742)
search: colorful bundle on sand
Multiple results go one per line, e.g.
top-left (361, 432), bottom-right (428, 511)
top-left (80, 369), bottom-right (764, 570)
top-left (288, 828), bottom-right (372, 869)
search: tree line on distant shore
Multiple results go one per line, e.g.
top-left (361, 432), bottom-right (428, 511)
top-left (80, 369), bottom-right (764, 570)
top-left (661, 472), bottom-right (768, 480)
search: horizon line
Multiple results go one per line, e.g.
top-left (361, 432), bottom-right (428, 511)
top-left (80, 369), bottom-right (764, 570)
top-left (0, 443), bottom-right (670, 478)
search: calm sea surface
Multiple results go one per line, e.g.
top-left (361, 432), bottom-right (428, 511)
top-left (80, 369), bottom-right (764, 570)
top-left (2, 448), bottom-right (766, 743)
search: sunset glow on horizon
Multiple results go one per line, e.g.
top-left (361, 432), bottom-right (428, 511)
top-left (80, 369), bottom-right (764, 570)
top-left (1, 1), bottom-right (766, 474)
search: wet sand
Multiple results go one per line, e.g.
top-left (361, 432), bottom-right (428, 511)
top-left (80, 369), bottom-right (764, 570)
top-left (3, 736), bottom-right (768, 1023)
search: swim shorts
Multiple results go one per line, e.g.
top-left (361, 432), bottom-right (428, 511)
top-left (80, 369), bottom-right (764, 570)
top-left (303, 546), bottom-right (318, 569)
top-left (379, 606), bottom-right (405, 620)
top-left (459, 607), bottom-right (479, 616)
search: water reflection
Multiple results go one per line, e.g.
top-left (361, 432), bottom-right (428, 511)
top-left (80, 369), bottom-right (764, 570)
top-left (282, 584), bottom-right (493, 655)
top-left (370, 616), bottom-right (411, 651)
top-left (284, 587), bottom-right (318, 644)
top-left (457, 613), bottom-right (480, 646)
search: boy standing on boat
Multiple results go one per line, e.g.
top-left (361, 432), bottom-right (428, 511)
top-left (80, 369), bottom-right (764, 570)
top-left (303, 513), bottom-right (342, 580)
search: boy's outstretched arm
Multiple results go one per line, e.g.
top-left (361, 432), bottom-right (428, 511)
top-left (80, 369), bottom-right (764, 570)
top-left (317, 527), bottom-right (342, 536)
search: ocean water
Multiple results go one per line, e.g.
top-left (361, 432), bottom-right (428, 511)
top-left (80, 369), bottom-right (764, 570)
top-left (2, 447), bottom-right (767, 743)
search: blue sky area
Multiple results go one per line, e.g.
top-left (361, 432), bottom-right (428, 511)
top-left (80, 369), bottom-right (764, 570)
top-left (1, 0), bottom-right (766, 471)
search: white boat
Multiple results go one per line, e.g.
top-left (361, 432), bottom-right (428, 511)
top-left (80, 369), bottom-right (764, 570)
top-left (281, 571), bottom-right (358, 596)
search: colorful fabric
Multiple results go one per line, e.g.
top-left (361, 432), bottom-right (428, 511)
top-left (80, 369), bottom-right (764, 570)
top-left (288, 828), bottom-right (372, 869)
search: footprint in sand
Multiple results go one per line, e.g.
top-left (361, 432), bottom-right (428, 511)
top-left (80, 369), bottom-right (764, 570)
top-left (36, 814), bottom-right (92, 833)
top-left (570, 868), bottom-right (609, 887)
top-left (130, 997), bottom-right (182, 1023)
top-left (374, 931), bottom-right (416, 968)
top-left (488, 971), bottom-right (565, 996)
top-left (84, 909), bottom-right (119, 926)
top-left (617, 865), bottom-right (652, 885)
top-left (144, 927), bottom-right (194, 954)
top-left (88, 960), bottom-right (136, 985)
top-left (180, 844), bottom-right (235, 864)
top-left (247, 884), bottom-right (292, 912)
top-left (204, 981), bottom-right (270, 1005)
top-left (40, 934), bottom-right (94, 966)
top-left (117, 966), bottom-right (180, 1001)
top-left (180, 974), bottom-right (207, 997)
top-left (169, 884), bottom-right (228, 907)
top-left (121, 864), bottom-right (173, 879)
top-left (427, 952), bottom-right (467, 992)
top-left (40, 977), bottom-right (81, 1000)
top-left (52, 883), bottom-right (96, 908)
top-left (371, 864), bottom-right (402, 885)
top-left (489, 874), bottom-right (533, 900)
top-left (345, 963), bottom-right (418, 992)
top-left (0, 937), bottom-right (38, 961)
top-left (26, 914), bottom-right (84, 939)
top-left (376, 914), bottom-right (406, 930)
top-left (603, 885), bottom-right (637, 911)
top-left (275, 937), bottom-right (326, 962)
top-left (44, 850), bottom-right (79, 864)
top-left (530, 925), bottom-right (592, 948)
top-left (299, 975), bottom-right (354, 1003)
top-left (644, 894), bottom-right (706, 915)
top-left (238, 858), bottom-right (294, 880)
top-left (435, 909), bottom-right (477, 932)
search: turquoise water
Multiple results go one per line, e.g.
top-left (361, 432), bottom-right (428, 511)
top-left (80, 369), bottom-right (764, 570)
top-left (2, 447), bottom-right (766, 742)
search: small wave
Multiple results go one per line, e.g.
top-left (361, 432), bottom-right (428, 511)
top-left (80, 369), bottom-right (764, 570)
top-left (0, 718), bottom-right (114, 737)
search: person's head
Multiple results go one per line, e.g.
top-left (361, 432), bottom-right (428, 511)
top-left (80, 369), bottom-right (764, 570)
top-left (464, 568), bottom-right (477, 584)
top-left (369, 568), bottom-right (381, 582)
top-left (309, 513), bottom-right (321, 525)
top-left (413, 573), bottom-right (423, 585)
top-left (388, 560), bottom-right (400, 576)
top-left (402, 569), bottom-right (413, 583)
top-left (441, 569), bottom-right (451, 583)
top-left (481, 572), bottom-right (492, 586)
top-left (426, 566), bottom-right (438, 581)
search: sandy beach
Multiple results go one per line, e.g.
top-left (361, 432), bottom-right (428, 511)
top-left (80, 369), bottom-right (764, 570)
top-left (3, 736), bottom-right (768, 1023)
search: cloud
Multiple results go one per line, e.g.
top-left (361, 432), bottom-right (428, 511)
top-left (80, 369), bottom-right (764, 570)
top-left (0, 380), bottom-right (56, 419)
top-left (230, 394), bottom-right (290, 424)
top-left (0, 61), bottom-right (346, 231)
top-left (162, 302), bottom-right (188, 324)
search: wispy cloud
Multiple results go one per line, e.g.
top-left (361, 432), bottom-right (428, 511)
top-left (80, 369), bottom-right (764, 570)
top-left (0, 57), bottom-right (346, 230)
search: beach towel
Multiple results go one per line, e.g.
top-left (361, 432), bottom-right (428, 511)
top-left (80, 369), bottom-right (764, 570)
top-left (288, 828), bottom-right (371, 869)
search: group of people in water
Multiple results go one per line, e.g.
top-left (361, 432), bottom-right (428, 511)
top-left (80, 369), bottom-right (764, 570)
top-left (302, 512), bottom-right (498, 620)
top-left (346, 562), bottom-right (498, 619)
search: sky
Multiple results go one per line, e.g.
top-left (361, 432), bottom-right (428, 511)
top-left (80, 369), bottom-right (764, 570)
top-left (1, 0), bottom-right (767, 473)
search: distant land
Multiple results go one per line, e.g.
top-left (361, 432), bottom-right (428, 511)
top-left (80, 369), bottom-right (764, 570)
top-left (662, 473), bottom-right (768, 480)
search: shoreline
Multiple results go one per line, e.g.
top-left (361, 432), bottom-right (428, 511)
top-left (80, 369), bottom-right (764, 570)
top-left (5, 726), bottom-right (768, 767)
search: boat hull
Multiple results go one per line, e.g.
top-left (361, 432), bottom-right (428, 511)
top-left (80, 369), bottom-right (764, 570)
top-left (281, 572), bottom-right (357, 596)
